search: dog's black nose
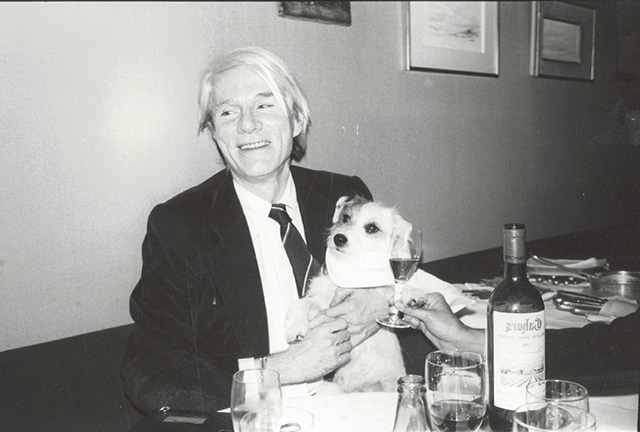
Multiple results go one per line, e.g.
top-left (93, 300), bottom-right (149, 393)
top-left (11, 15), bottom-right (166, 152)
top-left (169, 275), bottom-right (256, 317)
top-left (333, 234), bottom-right (347, 247)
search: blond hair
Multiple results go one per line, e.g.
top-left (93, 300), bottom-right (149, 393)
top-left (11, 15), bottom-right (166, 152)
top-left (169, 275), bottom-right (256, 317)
top-left (198, 47), bottom-right (310, 162)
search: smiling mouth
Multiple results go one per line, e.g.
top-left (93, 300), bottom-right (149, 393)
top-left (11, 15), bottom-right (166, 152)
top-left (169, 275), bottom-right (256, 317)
top-left (239, 141), bottom-right (270, 150)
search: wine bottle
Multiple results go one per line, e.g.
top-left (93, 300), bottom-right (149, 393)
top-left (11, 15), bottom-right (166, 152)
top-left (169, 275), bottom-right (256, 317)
top-left (487, 223), bottom-right (545, 431)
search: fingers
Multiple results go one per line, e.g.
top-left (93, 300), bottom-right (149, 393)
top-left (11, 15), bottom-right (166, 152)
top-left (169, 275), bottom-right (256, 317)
top-left (400, 291), bottom-right (446, 310)
top-left (399, 313), bottom-right (423, 330)
top-left (309, 312), bottom-right (339, 328)
top-left (329, 288), bottom-right (354, 307)
top-left (332, 331), bottom-right (352, 367)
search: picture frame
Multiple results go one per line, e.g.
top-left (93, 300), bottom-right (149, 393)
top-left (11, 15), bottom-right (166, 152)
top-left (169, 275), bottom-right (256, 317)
top-left (278, 2), bottom-right (351, 26)
top-left (530, 1), bottom-right (596, 81)
top-left (405, 1), bottom-right (499, 76)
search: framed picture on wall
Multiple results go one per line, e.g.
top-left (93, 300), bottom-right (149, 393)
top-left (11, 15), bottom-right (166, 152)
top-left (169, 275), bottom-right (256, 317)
top-left (278, 2), bottom-right (351, 26)
top-left (406, 1), bottom-right (499, 76)
top-left (530, 1), bottom-right (596, 81)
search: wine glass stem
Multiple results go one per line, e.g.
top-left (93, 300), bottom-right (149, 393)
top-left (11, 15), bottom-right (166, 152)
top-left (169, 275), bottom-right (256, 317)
top-left (390, 281), bottom-right (405, 320)
top-left (394, 281), bottom-right (404, 304)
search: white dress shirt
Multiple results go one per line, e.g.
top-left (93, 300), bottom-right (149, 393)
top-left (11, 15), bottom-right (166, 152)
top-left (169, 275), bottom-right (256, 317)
top-left (233, 175), bottom-right (306, 356)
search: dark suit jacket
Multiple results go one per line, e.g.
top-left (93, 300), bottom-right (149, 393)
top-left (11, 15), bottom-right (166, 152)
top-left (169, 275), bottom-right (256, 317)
top-left (121, 165), bottom-right (373, 415)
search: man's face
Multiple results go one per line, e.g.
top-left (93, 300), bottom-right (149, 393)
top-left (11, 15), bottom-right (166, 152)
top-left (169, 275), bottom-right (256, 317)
top-left (212, 66), bottom-right (301, 185)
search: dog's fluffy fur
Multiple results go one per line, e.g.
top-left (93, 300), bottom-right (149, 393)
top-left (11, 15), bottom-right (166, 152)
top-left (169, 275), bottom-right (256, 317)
top-left (285, 196), bottom-right (409, 392)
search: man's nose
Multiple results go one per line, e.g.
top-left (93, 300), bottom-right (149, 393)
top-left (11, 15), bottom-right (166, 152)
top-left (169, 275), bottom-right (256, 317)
top-left (238, 109), bottom-right (261, 134)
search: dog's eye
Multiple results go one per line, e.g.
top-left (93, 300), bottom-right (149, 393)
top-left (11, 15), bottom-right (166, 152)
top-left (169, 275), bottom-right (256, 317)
top-left (364, 223), bottom-right (379, 234)
top-left (341, 213), bottom-right (350, 223)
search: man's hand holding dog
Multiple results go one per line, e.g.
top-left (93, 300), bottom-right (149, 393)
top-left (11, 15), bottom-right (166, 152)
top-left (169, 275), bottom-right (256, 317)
top-left (324, 287), bottom-right (391, 347)
top-left (269, 314), bottom-right (353, 384)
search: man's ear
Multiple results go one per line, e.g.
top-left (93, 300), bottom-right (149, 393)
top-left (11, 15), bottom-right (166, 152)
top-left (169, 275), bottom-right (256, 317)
top-left (293, 117), bottom-right (303, 137)
top-left (291, 109), bottom-right (305, 138)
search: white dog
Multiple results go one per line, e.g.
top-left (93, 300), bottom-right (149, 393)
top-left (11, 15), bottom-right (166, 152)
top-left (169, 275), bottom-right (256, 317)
top-left (285, 196), bottom-right (410, 393)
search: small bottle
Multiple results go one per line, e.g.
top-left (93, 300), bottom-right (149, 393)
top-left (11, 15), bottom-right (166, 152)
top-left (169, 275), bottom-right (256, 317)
top-left (487, 223), bottom-right (545, 431)
top-left (392, 374), bottom-right (428, 432)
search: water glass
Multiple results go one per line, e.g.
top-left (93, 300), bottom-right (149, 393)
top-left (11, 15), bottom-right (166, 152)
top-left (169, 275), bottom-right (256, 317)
top-left (513, 402), bottom-right (596, 431)
top-left (231, 368), bottom-right (283, 432)
top-left (526, 380), bottom-right (589, 412)
top-left (240, 406), bottom-right (314, 432)
top-left (426, 350), bottom-right (487, 432)
top-left (239, 407), bottom-right (280, 432)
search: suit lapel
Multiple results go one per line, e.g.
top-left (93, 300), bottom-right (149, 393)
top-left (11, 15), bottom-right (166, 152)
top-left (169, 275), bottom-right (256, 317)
top-left (197, 168), bottom-right (336, 357)
top-left (202, 174), bottom-right (269, 357)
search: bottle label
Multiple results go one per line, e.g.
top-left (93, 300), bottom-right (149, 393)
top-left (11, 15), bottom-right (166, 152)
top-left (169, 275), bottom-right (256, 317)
top-left (492, 311), bottom-right (545, 411)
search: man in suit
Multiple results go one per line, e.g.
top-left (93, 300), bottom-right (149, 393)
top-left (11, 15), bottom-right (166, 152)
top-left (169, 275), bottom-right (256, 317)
top-left (121, 47), bottom-right (390, 418)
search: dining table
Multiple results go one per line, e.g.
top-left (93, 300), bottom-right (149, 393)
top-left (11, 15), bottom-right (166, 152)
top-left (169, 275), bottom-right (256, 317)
top-left (285, 388), bottom-right (638, 431)
top-left (130, 283), bottom-right (639, 432)
top-left (281, 285), bottom-right (639, 432)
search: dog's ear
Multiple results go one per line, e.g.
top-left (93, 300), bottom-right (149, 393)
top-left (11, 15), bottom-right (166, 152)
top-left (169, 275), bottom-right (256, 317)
top-left (332, 196), bottom-right (351, 223)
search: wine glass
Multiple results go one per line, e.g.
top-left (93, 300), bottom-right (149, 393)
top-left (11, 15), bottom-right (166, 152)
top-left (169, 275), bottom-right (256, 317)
top-left (241, 406), bottom-right (315, 432)
top-left (377, 228), bottom-right (422, 328)
top-left (231, 368), bottom-right (283, 432)
top-left (426, 350), bottom-right (487, 432)
top-left (513, 402), bottom-right (596, 431)
top-left (526, 380), bottom-right (589, 413)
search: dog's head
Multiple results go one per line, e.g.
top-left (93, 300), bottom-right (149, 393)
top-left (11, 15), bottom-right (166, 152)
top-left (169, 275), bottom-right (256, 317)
top-left (328, 196), bottom-right (412, 257)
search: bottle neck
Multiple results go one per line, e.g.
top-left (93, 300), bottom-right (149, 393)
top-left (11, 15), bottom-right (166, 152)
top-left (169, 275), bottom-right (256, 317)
top-left (503, 233), bottom-right (527, 280)
top-left (504, 261), bottom-right (528, 280)
top-left (397, 375), bottom-right (426, 399)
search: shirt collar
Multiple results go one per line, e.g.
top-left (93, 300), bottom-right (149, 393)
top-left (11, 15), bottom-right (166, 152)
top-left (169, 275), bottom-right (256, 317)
top-left (233, 174), bottom-right (298, 220)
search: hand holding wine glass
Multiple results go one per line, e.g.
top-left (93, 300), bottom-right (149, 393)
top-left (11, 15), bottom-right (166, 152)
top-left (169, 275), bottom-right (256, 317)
top-left (377, 228), bottom-right (422, 328)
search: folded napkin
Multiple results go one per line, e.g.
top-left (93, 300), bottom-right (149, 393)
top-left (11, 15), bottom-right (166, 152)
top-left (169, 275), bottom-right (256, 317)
top-left (527, 257), bottom-right (609, 276)
top-left (585, 297), bottom-right (639, 323)
top-left (325, 248), bottom-right (394, 287)
top-left (325, 247), bottom-right (474, 313)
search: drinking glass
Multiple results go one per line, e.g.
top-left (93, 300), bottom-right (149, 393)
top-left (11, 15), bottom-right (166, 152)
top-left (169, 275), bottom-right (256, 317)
top-left (526, 380), bottom-right (589, 412)
top-left (377, 228), bottom-right (422, 328)
top-left (231, 368), bottom-right (283, 432)
top-left (240, 406), bottom-right (314, 432)
top-left (426, 350), bottom-right (487, 432)
top-left (513, 402), bottom-right (596, 431)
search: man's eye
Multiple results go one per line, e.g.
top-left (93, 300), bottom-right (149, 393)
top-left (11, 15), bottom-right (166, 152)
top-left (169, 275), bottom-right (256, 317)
top-left (257, 103), bottom-right (274, 110)
top-left (217, 110), bottom-right (236, 118)
top-left (364, 223), bottom-right (379, 234)
top-left (341, 214), bottom-right (350, 223)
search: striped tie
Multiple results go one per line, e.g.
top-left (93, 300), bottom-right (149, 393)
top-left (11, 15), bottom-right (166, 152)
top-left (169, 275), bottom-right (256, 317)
top-left (269, 204), bottom-right (321, 297)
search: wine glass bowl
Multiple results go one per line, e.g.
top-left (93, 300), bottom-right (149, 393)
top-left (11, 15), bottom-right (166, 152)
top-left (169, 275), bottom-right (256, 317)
top-left (240, 406), bottom-right (314, 432)
top-left (377, 228), bottom-right (422, 328)
top-left (231, 368), bottom-right (283, 432)
top-left (513, 402), bottom-right (596, 431)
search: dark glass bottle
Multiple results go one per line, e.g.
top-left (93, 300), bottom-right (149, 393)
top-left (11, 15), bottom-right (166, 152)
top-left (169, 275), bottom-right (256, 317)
top-left (487, 223), bottom-right (545, 431)
top-left (391, 375), bottom-right (428, 432)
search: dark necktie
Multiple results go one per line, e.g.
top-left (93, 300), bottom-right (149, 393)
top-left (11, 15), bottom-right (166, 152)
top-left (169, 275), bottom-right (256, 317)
top-left (268, 204), bottom-right (321, 297)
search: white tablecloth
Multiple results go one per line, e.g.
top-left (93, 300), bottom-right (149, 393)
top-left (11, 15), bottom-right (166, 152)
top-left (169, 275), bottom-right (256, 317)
top-left (284, 290), bottom-right (638, 431)
top-left (286, 391), bottom-right (638, 432)
top-left (456, 285), bottom-right (598, 330)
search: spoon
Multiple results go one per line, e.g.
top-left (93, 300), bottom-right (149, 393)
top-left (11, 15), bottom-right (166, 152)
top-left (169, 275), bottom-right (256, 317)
top-left (528, 254), bottom-right (595, 280)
